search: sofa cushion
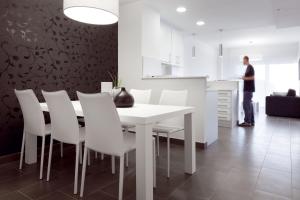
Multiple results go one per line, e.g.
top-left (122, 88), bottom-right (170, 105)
top-left (272, 92), bottom-right (287, 96)
top-left (287, 89), bottom-right (296, 97)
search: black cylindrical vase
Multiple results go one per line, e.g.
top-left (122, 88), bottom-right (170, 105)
top-left (114, 87), bottom-right (134, 108)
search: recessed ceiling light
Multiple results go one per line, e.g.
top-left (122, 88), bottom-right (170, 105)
top-left (176, 7), bottom-right (187, 13)
top-left (196, 21), bottom-right (205, 26)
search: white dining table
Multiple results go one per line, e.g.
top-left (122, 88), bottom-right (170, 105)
top-left (26, 102), bottom-right (196, 200)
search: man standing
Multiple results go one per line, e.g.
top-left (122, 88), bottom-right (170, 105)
top-left (239, 56), bottom-right (255, 127)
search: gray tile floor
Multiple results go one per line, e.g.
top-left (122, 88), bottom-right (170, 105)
top-left (0, 112), bottom-right (299, 200)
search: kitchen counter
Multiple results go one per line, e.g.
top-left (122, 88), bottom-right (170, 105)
top-left (142, 76), bottom-right (209, 80)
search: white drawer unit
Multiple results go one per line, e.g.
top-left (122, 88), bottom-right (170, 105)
top-left (217, 90), bottom-right (238, 128)
top-left (217, 103), bottom-right (231, 109)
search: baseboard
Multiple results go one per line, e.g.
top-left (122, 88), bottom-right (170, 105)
top-left (0, 143), bottom-right (68, 166)
top-left (0, 153), bottom-right (20, 166)
top-left (128, 130), bottom-right (208, 149)
top-left (158, 137), bottom-right (208, 149)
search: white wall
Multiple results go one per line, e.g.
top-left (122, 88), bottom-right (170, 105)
top-left (142, 5), bottom-right (160, 59)
top-left (118, 1), bottom-right (143, 86)
top-left (298, 42), bottom-right (300, 59)
top-left (183, 36), bottom-right (218, 80)
top-left (297, 41), bottom-right (300, 66)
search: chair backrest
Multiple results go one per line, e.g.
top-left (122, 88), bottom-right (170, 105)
top-left (130, 89), bottom-right (152, 104)
top-left (158, 90), bottom-right (188, 127)
top-left (42, 90), bottom-right (80, 144)
top-left (159, 90), bottom-right (188, 106)
top-left (15, 89), bottom-right (46, 136)
top-left (77, 92), bottom-right (124, 156)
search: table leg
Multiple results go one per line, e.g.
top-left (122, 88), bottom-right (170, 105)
top-left (135, 123), bottom-right (154, 200)
top-left (184, 113), bottom-right (196, 174)
top-left (25, 133), bottom-right (37, 164)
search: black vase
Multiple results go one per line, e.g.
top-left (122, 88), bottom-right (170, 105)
top-left (114, 87), bottom-right (134, 108)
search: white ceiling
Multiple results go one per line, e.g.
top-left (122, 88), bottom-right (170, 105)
top-left (120, 0), bottom-right (300, 47)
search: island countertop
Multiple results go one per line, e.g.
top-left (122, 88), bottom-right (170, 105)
top-left (142, 75), bottom-right (209, 80)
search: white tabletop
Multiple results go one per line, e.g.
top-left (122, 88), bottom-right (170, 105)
top-left (40, 101), bottom-right (195, 125)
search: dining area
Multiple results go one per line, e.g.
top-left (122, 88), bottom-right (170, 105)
top-left (15, 87), bottom-right (196, 200)
top-left (0, 0), bottom-right (219, 199)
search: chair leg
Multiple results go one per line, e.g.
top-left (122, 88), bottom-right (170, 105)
top-left (119, 156), bottom-right (124, 200)
top-left (19, 130), bottom-right (26, 170)
top-left (79, 143), bottom-right (83, 164)
top-left (87, 149), bottom-right (91, 166)
top-left (39, 136), bottom-right (45, 180)
top-left (60, 142), bottom-right (63, 158)
top-left (74, 144), bottom-right (80, 194)
top-left (153, 139), bottom-right (156, 188)
top-left (112, 156), bottom-right (115, 174)
top-left (101, 153), bottom-right (104, 160)
top-left (124, 127), bottom-right (129, 134)
top-left (126, 153), bottom-right (129, 168)
top-left (156, 132), bottom-right (160, 156)
top-left (80, 147), bottom-right (88, 197)
top-left (47, 137), bottom-right (54, 181)
top-left (167, 133), bottom-right (170, 178)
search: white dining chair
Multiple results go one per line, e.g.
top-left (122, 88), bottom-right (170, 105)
top-left (122, 89), bottom-right (152, 166)
top-left (78, 92), bottom-right (135, 199)
top-left (154, 90), bottom-right (188, 178)
top-left (42, 90), bottom-right (85, 194)
top-left (130, 89), bottom-right (152, 104)
top-left (122, 89), bottom-right (152, 130)
top-left (77, 92), bottom-right (156, 199)
top-left (15, 89), bottom-right (58, 180)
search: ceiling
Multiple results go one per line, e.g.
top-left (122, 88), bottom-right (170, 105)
top-left (120, 0), bottom-right (300, 47)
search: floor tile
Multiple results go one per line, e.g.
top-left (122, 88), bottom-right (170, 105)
top-left (168, 167), bottom-right (227, 200)
top-left (0, 191), bottom-right (31, 200)
top-left (292, 188), bottom-right (300, 200)
top-left (218, 167), bottom-right (260, 195)
top-left (263, 154), bottom-right (291, 172)
top-left (292, 172), bottom-right (300, 189)
top-left (210, 189), bottom-right (253, 200)
top-left (256, 168), bottom-right (292, 198)
top-left (252, 190), bottom-right (291, 200)
top-left (38, 191), bottom-right (74, 200)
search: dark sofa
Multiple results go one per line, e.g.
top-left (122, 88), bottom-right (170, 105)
top-left (266, 96), bottom-right (300, 118)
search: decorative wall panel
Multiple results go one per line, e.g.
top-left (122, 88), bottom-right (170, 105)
top-left (0, 0), bottom-right (118, 156)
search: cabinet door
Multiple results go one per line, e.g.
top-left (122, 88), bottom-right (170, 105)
top-left (171, 29), bottom-right (184, 67)
top-left (160, 22), bottom-right (172, 63)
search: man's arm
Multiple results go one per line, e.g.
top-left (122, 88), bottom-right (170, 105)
top-left (242, 76), bottom-right (255, 81)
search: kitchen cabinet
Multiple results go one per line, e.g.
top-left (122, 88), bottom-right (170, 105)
top-left (217, 90), bottom-right (238, 128)
top-left (160, 22), bottom-right (184, 67)
top-left (160, 22), bottom-right (172, 64)
top-left (171, 29), bottom-right (184, 67)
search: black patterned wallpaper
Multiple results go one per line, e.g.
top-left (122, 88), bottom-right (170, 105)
top-left (0, 0), bottom-right (118, 156)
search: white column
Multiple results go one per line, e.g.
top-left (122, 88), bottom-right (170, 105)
top-left (184, 113), bottom-right (196, 174)
top-left (25, 134), bottom-right (37, 164)
top-left (135, 123), bottom-right (154, 200)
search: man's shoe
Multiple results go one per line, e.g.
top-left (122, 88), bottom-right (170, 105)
top-left (238, 122), bottom-right (252, 127)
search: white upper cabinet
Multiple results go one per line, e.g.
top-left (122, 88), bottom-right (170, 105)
top-left (171, 29), bottom-right (184, 67)
top-left (160, 22), bottom-right (172, 64)
top-left (160, 22), bottom-right (184, 67)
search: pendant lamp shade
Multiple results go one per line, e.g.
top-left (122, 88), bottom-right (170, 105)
top-left (63, 0), bottom-right (119, 25)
